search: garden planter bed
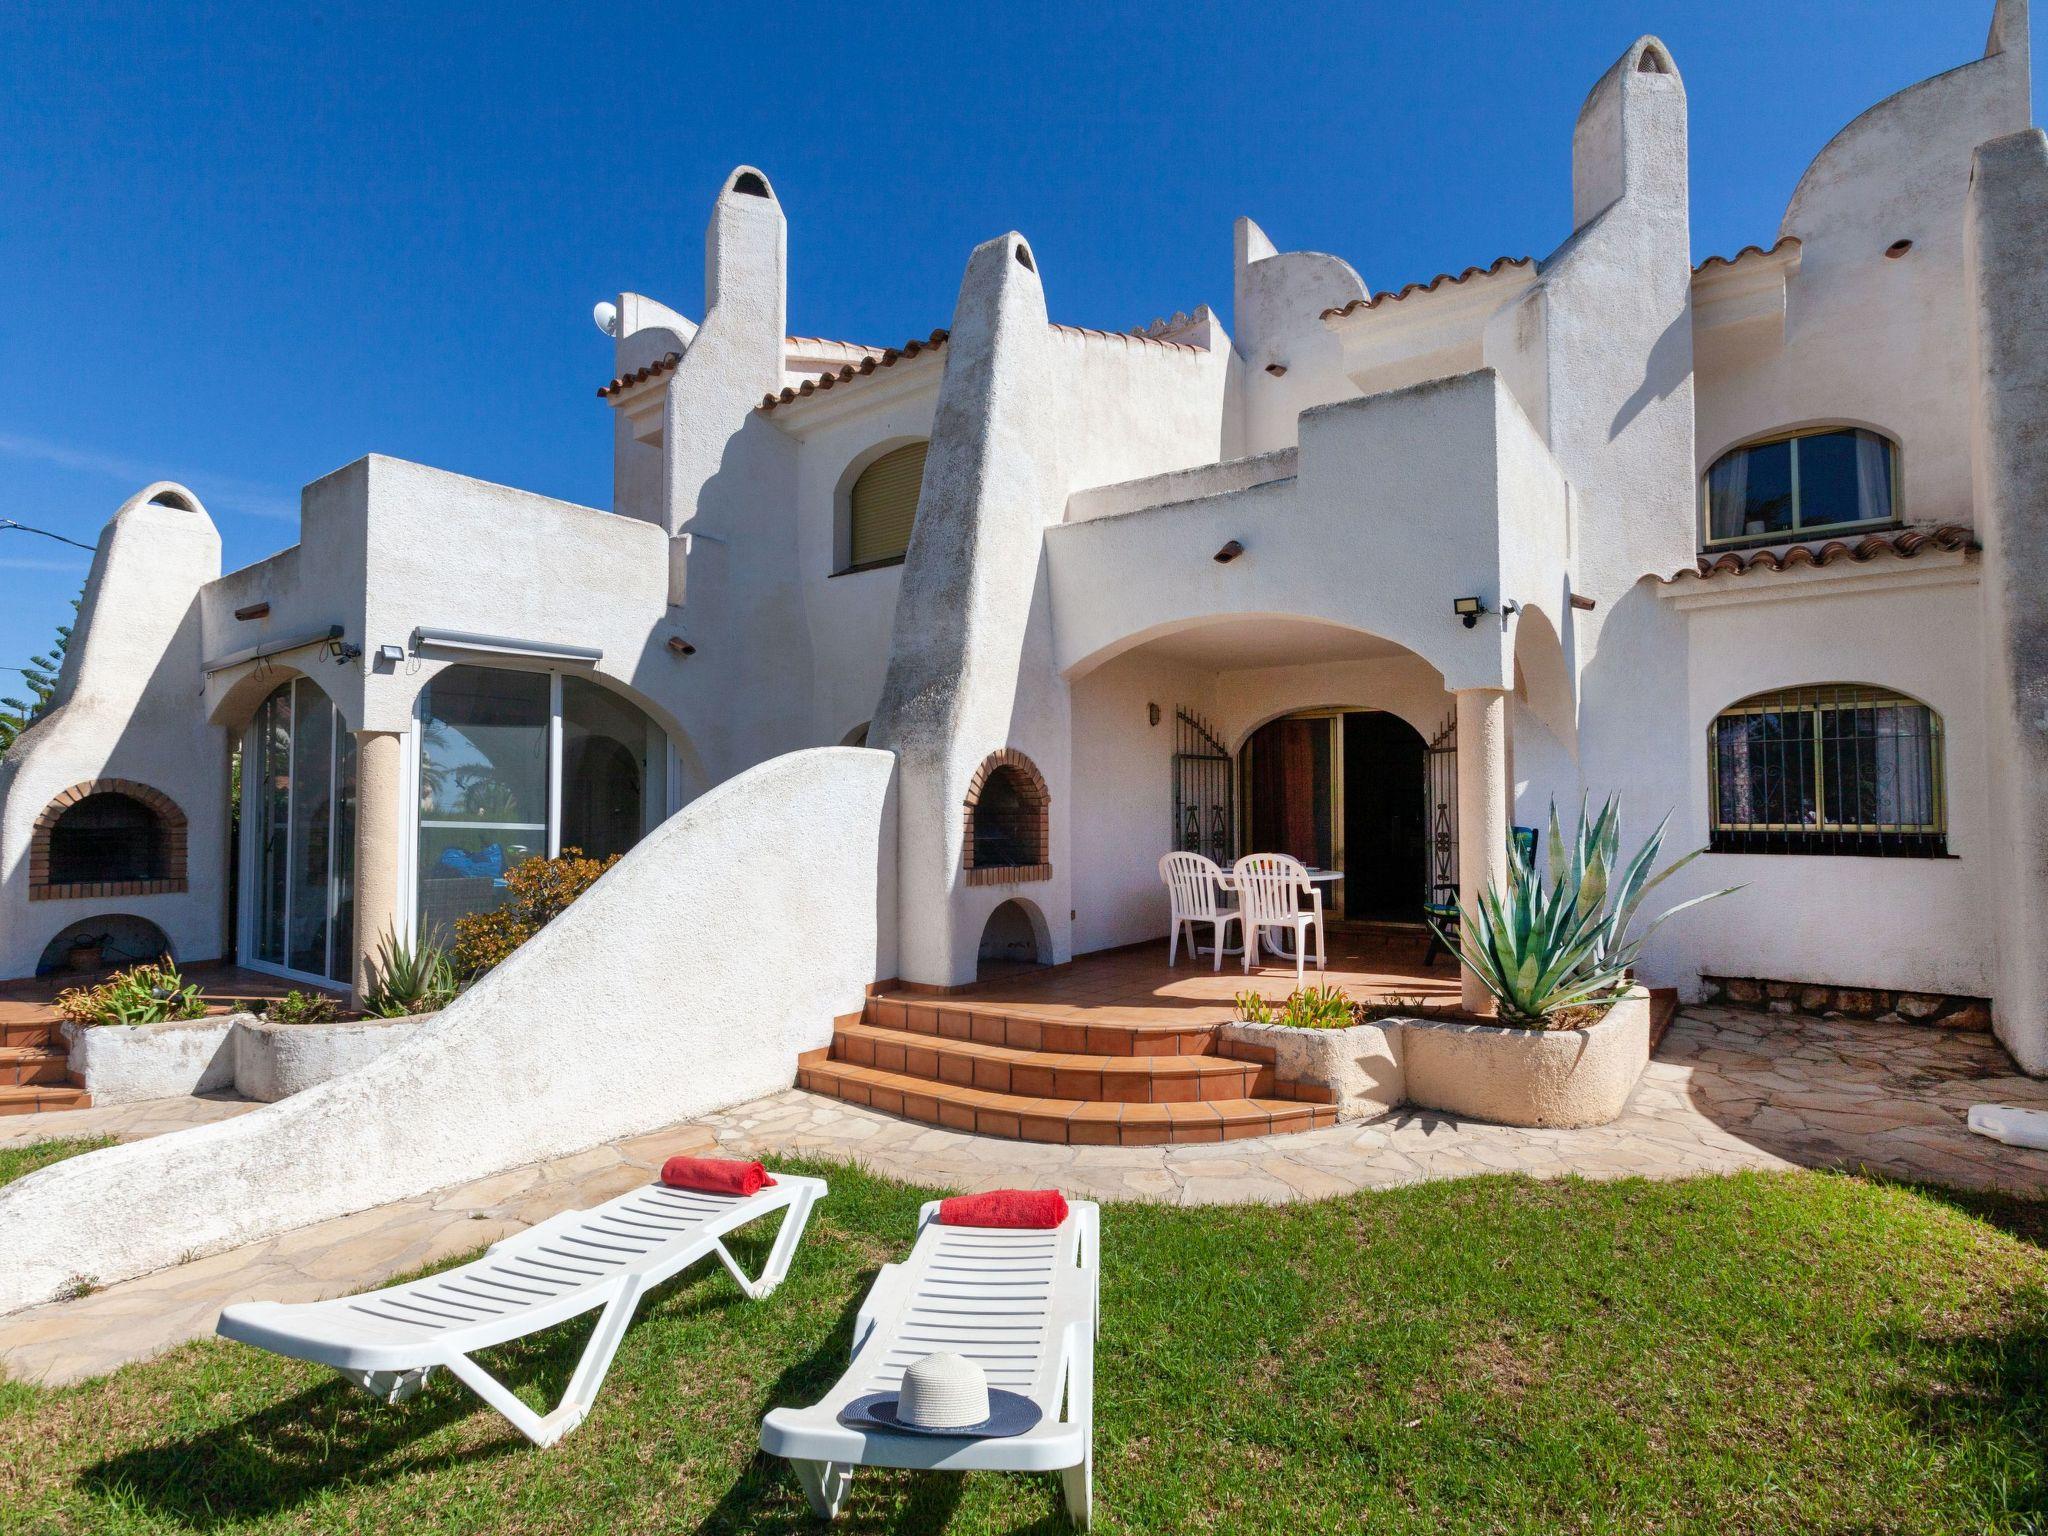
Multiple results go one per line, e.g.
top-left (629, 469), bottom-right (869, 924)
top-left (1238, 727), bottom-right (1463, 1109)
top-left (230, 1013), bottom-right (432, 1102)
top-left (1397, 986), bottom-right (1652, 1128)
top-left (61, 1017), bottom-right (237, 1105)
top-left (65, 1011), bottom-right (436, 1105)
top-left (1225, 987), bottom-right (1653, 1129)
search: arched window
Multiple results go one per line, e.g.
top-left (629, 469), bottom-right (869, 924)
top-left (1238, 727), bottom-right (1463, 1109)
top-left (844, 441), bottom-right (928, 572)
top-left (1702, 427), bottom-right (1897, 547)
top-left (1709, 685), bottom-right (1944, 856)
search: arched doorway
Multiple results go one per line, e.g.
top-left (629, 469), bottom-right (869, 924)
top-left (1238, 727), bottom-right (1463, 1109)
top-left (977, 898), bottom-right (1050, 978)
top-left (1244, 709), bottom-right (1428, 921)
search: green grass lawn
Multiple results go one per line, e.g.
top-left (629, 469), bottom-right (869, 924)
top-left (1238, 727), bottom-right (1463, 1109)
top-left (0, 1136), bottom-right (117, 1189)
top-left (1, 1164), bottom-right (2044, 1535)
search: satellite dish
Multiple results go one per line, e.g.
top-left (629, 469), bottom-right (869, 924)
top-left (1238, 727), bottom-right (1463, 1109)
top-left (592, 301), bottom-right (619, 337)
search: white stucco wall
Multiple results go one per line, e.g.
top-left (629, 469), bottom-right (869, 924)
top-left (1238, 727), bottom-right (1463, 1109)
top-left (0, 746), bottom-right (894, 1313)
top-left (0, 485), bottom-right (227, 979)
top-left (1668, 564), bottom-right (1991, 998)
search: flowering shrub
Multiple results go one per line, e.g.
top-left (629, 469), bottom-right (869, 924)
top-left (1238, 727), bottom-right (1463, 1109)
top-left (451, 848), bottom-right (619, 976)
top-left (54, 962), bottom-right (207, 1028)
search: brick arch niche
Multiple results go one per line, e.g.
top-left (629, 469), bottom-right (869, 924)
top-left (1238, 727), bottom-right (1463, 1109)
top-left (962, 749), bottom-right (1050, 886)
top-left (29, 779), bottom-right (188, 901)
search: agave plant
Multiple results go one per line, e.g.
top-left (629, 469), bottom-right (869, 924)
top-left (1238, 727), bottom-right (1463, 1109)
top-left (363, 931), bottom-right (459, 1018)
top-left (1432, 795), bottom-right (1739, 1027)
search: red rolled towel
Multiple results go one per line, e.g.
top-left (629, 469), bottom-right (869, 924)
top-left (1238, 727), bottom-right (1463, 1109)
top-left (660, 1156), bottom-right (775, 1196)
top-left (938, 1188), bottom-right (1070, 1229)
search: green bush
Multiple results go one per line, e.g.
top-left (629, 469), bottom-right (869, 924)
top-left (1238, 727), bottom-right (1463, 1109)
top-left (262, 990), bottom-right (342, 1025)
top-left (53, 962), bottom-right (207, 1028)
top-left (1234, 983), bottom-right (1355, 1029)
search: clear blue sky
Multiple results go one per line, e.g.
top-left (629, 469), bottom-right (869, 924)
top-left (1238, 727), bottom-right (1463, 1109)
top-left (0, 2), bottom-right (2023, 681)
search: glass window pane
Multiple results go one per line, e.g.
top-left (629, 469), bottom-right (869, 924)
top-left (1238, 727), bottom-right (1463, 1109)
top-left (417, 667), bottom-right (550, 943)
top-left (1819, 702), bottom-right (1934, 830)
top-left (560, 677), bottom-right (659, 862)
top-left (287, 680), bottom-right (335, 977)
top-left (1796, 429), bottom-right (1892, 531)
top-left (254, 684), bottom-right (292, 965)
top-left (1708, 438), bottom-right (1793, 541)
top-left (330, 728), bottom-right (357, 983)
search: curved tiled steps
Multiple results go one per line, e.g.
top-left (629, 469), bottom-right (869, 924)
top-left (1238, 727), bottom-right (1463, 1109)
top-left (0, 1018), bottom-right (88, 1115)
top-left (797, 994), bottom-right (1336, 1145)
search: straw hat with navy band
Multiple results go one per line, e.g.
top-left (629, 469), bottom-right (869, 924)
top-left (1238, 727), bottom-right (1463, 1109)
top-left (839, 1352), bottom-right (1042, 1438)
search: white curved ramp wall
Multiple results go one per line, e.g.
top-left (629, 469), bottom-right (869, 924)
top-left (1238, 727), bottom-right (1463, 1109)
top-left (0, 746), bottom-right (895, 1314)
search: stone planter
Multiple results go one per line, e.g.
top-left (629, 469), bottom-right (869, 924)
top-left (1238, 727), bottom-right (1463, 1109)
top-left (63, 1015), bottom-right (239, 1105)
top-left (1219, 1018), bottom-right (1405, 1121)
top-left (1397, 986), bottom-right (1652, 1129)
top-left (232, 1013), bottom-right (432, 1103)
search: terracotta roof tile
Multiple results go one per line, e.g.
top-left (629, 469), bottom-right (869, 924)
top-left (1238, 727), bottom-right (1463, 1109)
top-left (597, 351), bottom-right (682, 399)
top-left (1320, 256), bottom-right (1535, 320)
top-left (1663, 524), bottom-right (1976, 583)
top-left (1047, 322), bottom-right (1202, 353)
top-left (757, 330), bottom-right (949, 412)
top-left (1692, 235), bottom-right (1801, 274)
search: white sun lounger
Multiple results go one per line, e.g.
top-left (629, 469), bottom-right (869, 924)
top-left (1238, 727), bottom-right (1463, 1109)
top-left (217, 1172), bottom-right (826, 1447)
top-left (760, 1198), bottom-right (1099, 1530)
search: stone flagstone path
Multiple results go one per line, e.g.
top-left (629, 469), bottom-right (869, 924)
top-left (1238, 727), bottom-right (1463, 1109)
top-left (1, 1006), bottom-right (2044, 1386)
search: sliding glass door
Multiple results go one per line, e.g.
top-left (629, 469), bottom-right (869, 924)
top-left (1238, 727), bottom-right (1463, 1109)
top-left (244, 677), bottom-right (357, 985)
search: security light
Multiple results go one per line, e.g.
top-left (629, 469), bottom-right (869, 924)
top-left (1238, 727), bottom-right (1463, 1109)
top-left (1453, 596), bottom-right (1486, 628)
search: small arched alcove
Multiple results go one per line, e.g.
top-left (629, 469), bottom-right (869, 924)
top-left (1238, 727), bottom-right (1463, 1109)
top-left (36, 913), bottom-right (173, 976)
top-left (977, 898), bottom-right (1051, 977)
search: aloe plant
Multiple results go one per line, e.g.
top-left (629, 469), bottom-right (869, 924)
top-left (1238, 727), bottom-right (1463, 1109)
top-left (363, 932), bottom-right (458, 1018)
top-left (1432, 795), bottom-right (1738, 1027)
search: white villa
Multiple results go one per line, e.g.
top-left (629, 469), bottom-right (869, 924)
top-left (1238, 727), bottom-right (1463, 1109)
top-left (1, 5), bottom-right (2046, 1303)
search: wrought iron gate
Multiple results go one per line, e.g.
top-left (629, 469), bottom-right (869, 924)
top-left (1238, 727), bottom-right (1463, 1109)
top-left (1425, 712), bottom-right (1458, 910)
top-left (1172, 709), bottom-right (1235, 865)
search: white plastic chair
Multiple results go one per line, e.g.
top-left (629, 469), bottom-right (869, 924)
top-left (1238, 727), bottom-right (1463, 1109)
top-left (1231, 852), bottom-right (1326, 983)
top-left (760, 1198), bottom-right (1100, 1530)
top-left (1159, 851), bottom-right (1241, 970)
top-left (217, 1173), bottom-right (826, 1447)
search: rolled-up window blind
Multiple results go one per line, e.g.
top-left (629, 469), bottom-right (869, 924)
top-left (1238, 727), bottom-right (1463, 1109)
top-left (848, 441), bottom-right (928, 568)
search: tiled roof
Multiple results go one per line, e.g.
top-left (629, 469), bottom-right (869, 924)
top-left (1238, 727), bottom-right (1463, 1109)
top-left (756, 321), bottom-right (1203, 414)
top-left (1047, 322), bottom-right (1203, 354)
top-left (1663, 525), bottom-right (1977, 583)
top-left (758, 330), bottom-right (949, 412)
top-left (1320, 256), bottom-right (1535, 320)
top-left (1693, 236), bottom-right (1801, 274)
top-left (597, 351), bottom-right (681, 399)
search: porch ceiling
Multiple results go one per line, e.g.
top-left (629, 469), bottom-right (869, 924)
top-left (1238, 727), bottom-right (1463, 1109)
top-left (1129, 617), bottom-right (1408, 670)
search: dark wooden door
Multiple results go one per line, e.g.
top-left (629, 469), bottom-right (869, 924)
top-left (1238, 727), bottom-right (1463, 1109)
top-left (1343, 711), bottom-right (1427, 919)
top-left (1247, 716), bottom-right (1332, 869)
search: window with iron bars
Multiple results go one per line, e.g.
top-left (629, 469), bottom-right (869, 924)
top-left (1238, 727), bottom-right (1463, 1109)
top-left (1708, 684), bottom-right (1945, 857)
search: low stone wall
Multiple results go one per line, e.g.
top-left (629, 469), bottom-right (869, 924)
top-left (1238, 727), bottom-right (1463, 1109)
top-left (62, 1017), bottom-right (237, 1105)
top-left (1228, 988), bottom-right (1653, 1130)
top-left (1701, 975), bottom-right (1991, 1031)
top-left (1219, 1019), bottom-right (1403, 1121)
top-left (232, 1015), bottom-right (430, 1103)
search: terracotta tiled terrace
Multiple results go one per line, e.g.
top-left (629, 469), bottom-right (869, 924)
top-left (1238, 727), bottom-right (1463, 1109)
top-left (799, 924), bottom-right (1470, 1146)
top-left (0, 964), bottom-right (346, 1117)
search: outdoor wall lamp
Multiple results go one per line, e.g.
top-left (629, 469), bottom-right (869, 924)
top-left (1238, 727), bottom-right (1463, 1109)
top-left (1453, 597), bottom-right (1521, 630)
top-left (1213, 540), bottom-right (1245, 564)
top-left (667, 636), bottom-right (697, 656)
top-left (325, 636), bottom-right (363, 664)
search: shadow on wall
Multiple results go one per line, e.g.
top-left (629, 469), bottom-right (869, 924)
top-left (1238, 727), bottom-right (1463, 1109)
top-left (0, 746), bottom-right (897, 1315)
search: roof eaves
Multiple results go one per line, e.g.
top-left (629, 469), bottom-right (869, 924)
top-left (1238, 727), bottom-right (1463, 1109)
top-left (1320, 255), bottom-right (1535, 320)
top-left (1662, 524), bottom-right (1977, 583)
top-left (758, 330), bottom-right (950, 413)
top-left (597, 351), bottom-right (682, 400)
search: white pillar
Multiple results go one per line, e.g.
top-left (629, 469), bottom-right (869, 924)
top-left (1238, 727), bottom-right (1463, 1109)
top-left (350, 730), bottom-right (405, 1007)
top-left (1455, 687), bottom-right (1511, 1015)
